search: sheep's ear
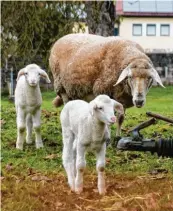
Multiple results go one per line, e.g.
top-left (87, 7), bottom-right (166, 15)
top-left (89, 101), bottom-right (97, 116)
top-left (16, 68), bottom-right (25, 81)
top-left (39, 69), bottom-right (51, 83)
top-left (112, 100), bottom-right (124, 115)
top-left (114, 67), bottom-right (131, 86)
top-left (150, 67), bottom-right (165, 88)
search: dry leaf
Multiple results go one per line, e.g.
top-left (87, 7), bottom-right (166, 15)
top-left (6, 163), bottom-right (13, 171)
top-left (31, 175), bottom-right (52, 181)
top-left (44, 154), bottom-right (58, 160)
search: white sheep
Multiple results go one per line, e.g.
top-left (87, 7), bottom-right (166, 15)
top-left (60, 95), bottom-right (124, 195)
top-left (15, 64), bottom-right (51, 150)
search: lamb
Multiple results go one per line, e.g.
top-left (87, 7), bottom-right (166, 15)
top-left (60, 95), bottom-right (124, 195)
top-left (49, 33), bottom-right (164, 110)
top-left (15, 64), bottom-right (51, 150)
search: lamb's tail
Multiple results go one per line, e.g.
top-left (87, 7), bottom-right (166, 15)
top-left (52, 95), bottom-right (63, 107)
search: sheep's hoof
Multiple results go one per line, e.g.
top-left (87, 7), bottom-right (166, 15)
top-left (36, 142), bottom-right (44, 149)
top-left (16, 143), bottom-right (23, 150)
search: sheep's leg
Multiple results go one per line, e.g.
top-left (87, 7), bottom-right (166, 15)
top-left (61, 93), bottom-right (69, 104)
top-left (16, 108), bottom-right (26, 150)
top-left (62, 129), bottom-right (75, 191)
top-left (26, 114), bottom-right (33, 144)
top-left (96, 143), bottom-right (106, 195)
top-left (116, 113), bottom-right (124, 136)
top-left (75, 143), bottom-right (86, 194)
top-left (32, 109), bottom-right (43, 149)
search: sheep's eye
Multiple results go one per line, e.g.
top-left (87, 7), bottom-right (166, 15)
top-left (128, 76), bottom-right (132, 80)
top-left (24, 73), bottom-right (28, 76)
top-left (98, 107), bottom-right (103, 110)
top-left (38, 73), bottom-right (41, 76)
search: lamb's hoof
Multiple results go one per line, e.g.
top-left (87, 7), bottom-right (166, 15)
top-left (99, 189), bottom-right (106, 195)
top-left (36, 142), bottom-right (44, 149)
top-left (26, 139), bottom-right (32, 144)
top-left (16, 143), bottom-right (23, 150)
top-left (75, 185), bottom-right (83, 194)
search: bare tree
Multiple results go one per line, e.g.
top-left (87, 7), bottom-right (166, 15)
top-left (85, 1), bottom-right (115, 36)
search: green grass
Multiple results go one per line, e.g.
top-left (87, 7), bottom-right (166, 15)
top-left (1, 86), bottom-right (173, 211)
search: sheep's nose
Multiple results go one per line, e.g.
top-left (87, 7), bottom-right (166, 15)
top-left (135, 100), bottom-right (144, 108)
top-left (111, 117), bottom-right (116, 123)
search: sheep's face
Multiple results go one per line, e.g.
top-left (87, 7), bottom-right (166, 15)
top-left (128, 65), bottom-right (153, 108)
top-left (16, 64), bottom-right (51, 86)
top-left (90, 95), bottom-right (124, 125)
top-left (114, 60), bottom-right (164, 108)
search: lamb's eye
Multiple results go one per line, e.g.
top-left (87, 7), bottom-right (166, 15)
top-left (25, 73), bottom-right (28, 76)
top-left (98, 107), bottom-right (103, 110)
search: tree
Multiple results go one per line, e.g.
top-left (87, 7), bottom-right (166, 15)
top-left (1, 1), bottom-right (84, 72)
top-left (85, 1), bottom-right (115, 36)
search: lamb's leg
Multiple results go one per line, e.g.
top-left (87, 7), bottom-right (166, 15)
top-left (16, 108), bottom-right (26, 150)
top-left (96, 143), bottom-right (106, 195)
top-left (26, 114), bottom-right (33, 144)
top-left (75, 143), bottom-right (86, 194)
top-left (32, 109), bottom-right (43, 149)
top-left (62, 129), bottom-right (75, 191)
top-left (116, 113), bottom-right (124, 136)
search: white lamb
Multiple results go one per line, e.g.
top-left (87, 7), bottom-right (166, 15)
top-left (60, 95), bottom-right (124, 195)
top-left (15, 64), bottom-right (51, 150)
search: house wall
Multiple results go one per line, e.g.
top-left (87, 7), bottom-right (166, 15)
top-left (119, 17), bottom-right (173, 52)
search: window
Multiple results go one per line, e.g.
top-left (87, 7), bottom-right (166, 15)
top-left (133, 24), bottom-right (142, 36)
top-left (147, 24), bottom-right (156, 36)
top-left (160, 24), bottom-right (170, 36)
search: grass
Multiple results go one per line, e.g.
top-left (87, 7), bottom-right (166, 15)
top-left (1, 86), bottom-right (173, 211)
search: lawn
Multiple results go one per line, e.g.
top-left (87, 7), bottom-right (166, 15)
top-left (1, 86), bottom-right (173, 211)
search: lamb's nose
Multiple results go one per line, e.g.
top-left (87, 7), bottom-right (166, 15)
top-left (31, 79), bottom-right (36, 84)
top-left (111, 117), bottom-right (116, 122)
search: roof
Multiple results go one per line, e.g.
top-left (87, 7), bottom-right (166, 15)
top-left (116, 0), bottom-right (173, 17)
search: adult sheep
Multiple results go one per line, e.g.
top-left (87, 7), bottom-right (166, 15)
top-left (49, 33), bottom-right (164, 109)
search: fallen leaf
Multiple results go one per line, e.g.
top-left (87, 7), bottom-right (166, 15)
top-left (6, 163), bottom-right (13, 171)
top-left (55, 201), bottom-right (63, 208)
top-left (31, 175), bottom-right (52, 181)
top-left (44, 154), bottom-right (58, 160)
top-left (0, 119), bottom-right (6, 126)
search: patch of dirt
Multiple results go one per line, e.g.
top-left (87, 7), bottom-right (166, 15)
top-left (2, 172), bottom-right (173, 211)
top-left (37, 172), bottom-right (173, 211)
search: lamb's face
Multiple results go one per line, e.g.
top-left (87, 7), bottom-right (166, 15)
top-left (16, 64), bottom-right (51, 86)
top-left (90, 95), bottom-right (124, 125)
top-left (25, 68), bottom-right (41, 87)
top-left (115, 60), bottom-right (164, 108)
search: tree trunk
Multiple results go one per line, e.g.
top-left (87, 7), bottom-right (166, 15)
top-left (85, 1), bottom-right (115, 37)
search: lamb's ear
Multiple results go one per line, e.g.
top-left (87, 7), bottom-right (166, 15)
top-left (112, 100), bottom-right (124, 115)
top-left (16, 68), bottom-right (25, 81)
top-left (113, 66), bottom-right (131, 86)
top-left (89, 101), bottom-right (97, 116)
top-left (39, 69), bottom-right (51, 83)
top-left (150, 67), bottom-right (165, 88)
